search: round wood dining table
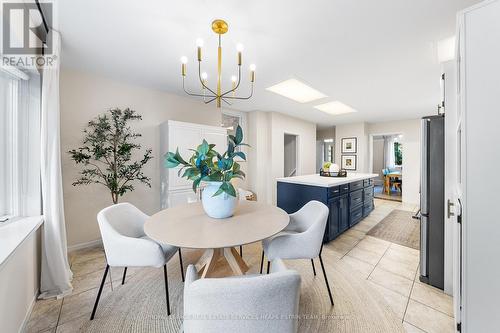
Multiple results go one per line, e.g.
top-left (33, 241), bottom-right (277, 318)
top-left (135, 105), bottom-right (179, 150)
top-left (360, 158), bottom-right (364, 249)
top-left (144, 200), bottom-right (289, 278)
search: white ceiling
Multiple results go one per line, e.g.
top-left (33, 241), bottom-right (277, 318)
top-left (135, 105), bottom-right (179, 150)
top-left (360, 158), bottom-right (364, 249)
top-left (58, 0), bottom-right (480, 127)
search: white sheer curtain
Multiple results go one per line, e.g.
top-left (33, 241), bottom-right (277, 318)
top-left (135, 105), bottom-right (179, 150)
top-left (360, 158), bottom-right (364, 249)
top-left (383, 136), bottom-right (395, 169)
top-left (39, 31), bottom-right (73, 299)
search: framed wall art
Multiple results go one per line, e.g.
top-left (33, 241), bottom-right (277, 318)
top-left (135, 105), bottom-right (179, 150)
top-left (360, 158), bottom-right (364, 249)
top-left (341, 155), bottom-right (357, 170)
top-left (341, 137), bottom-right (357, 154)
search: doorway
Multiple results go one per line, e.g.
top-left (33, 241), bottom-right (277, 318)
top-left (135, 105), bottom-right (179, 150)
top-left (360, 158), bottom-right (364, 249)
top-left (284, 134), bottom-right (298, 177)
top-left (371, 134), bottom-right (403, 202)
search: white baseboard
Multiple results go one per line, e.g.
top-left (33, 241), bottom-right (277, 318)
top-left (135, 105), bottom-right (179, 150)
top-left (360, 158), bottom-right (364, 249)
top-left (19, 289), bottom-right (38, 333)
top-left (68, 239), bottom-right (102, 253)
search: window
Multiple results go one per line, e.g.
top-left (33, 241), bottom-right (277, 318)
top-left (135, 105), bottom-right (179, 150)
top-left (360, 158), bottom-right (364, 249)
top-left (0, 67), bottom-right (41, 220)
top-left (394, 142), bottom-right (403, 166)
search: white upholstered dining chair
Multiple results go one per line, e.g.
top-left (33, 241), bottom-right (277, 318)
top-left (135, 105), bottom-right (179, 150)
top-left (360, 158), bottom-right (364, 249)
top-left (259, 200), bottom-right (334, 306)
top-left (183, 259), bottom-right (301, 333)
top-left (90, 202), bottom-right (184, 319)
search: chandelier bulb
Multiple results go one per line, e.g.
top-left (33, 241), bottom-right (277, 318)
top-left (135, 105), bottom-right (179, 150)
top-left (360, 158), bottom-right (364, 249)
top-left (249, 64), bottom-right (256, 71)
top-left (236, 43), bottom-right (244, 52)
top-left (231, 75), bottom-right (237, 83)
top-left (196, 38), bottom-right (204, 47)
top-left (180, 56), bottom-right (188, 64)
top-left (201, 72), bottom-right (208, 80)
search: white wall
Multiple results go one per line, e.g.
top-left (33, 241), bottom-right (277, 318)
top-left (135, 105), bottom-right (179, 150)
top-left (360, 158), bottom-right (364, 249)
top-left (368, 119), bottom-right (421, 204)
top-left (0, 229), bottom-right (41, 333)
top-left (335, 122), bottom-right (369, 172)
top-left (60, 69), bottom-right (226, 248)
top-left (247, 111), bottom-right (316, 204)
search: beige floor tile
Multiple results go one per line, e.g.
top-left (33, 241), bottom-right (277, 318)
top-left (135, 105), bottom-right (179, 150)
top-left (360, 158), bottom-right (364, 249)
top-left (71, 255), bottom-right (107, 277)
top-left (410, 282), bottom-right (453, 317)
top-left (368, 281), bottom-right (408, 319)
top-left (55, 315), bottom-right (89, 333)
top-left (384, 247), bottom-right (419, 267)
top-left (341, 255), bottom-right (375, 279)
top-left (335, 233), bottom-right (361, 246)
top-left (72, 269), bottom-right (111, 295)
top-left (403, 321), bottom-right (426, 333)
top-left (378, 255), bottom-right (418, 280)
top-left (58, 284), bottom-right (113, 325)
top-left (26, 298), bottom-right (62, 332)
top-left (390, 243), bottom-right (419, 258)
top-left (356, 236), bottom-right (391, 255)
top-left (405, 300), bottom-right (454, 333)
top-left (329, 238), bottom-right (358, 256)
top-left (346, 246), bottom-right (384, 265)
top-left (69, 246), bottom-right (105, 266)
top-left (352, 222), bottom-right (375, 233)
top-left (342, 228), bottom-right (366, 240)
top-left (369, 266), bottom-right (414, 297)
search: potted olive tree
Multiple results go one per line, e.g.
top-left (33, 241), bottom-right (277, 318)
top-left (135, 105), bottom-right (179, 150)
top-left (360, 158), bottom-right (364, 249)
top-left (68, 108), bottom-right (153, 204)
top-left (165, 125), bottom-right (247, 218)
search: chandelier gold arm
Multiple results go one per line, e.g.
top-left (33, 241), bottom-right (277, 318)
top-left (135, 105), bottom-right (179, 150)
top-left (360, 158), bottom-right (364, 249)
top-left (223, 82), bottom-right (254, 100)
top-left (182, 77), bottom-right (216, 98)
top-left (220, 65), bottom-right (242, 98)
top-left (197, 62), bottom-right (217, 96)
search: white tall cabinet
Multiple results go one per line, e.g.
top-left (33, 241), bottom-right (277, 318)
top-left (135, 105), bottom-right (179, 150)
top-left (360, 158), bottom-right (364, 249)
top-left (454, 1), bottom-right (500, 331)
top-left (160, 120), bottom-right (227, 208)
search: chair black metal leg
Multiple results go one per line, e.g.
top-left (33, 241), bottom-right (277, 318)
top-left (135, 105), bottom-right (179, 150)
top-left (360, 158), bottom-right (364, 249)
top-left (163, 265), bottom-right (171, 315)
top-left (239, 245), bottom-right (243, 257)
top-left (319, 254), bottom-right (334, 306)
top-left (311, 259), bottom-right (317, 276)
top-left (90, 264), bottom-right (109, 320)
top-left (267, 260), bottom-right (270, 274)
top-left (259, 250), bottom-right (265, 274)
top-left (121, 267), bottom-right (127, 285)
top-left (178, 249), bottom-right (184, 282)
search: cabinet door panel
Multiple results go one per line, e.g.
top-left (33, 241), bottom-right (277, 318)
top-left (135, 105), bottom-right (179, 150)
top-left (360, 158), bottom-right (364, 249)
top-left (327, 198), bottom-right (340, 241)
top-left (339, 195), bottom-right (349, 233)
top-left (168, 125), bottom-right (202, 190)
top-left (202, 129), bottom-right (227, 153)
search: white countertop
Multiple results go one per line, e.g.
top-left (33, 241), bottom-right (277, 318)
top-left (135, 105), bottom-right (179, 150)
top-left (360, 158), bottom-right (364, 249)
top-left (276, 173), bottom-right (378, 187)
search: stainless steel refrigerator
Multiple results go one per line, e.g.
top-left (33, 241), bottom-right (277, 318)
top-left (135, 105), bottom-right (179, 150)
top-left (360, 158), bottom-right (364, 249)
top-left (419, 115), bottom-right (445, 289)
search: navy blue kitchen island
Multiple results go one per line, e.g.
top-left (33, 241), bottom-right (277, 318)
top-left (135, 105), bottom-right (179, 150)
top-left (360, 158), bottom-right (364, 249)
top-left (277, 173), bottom-right (378, 243)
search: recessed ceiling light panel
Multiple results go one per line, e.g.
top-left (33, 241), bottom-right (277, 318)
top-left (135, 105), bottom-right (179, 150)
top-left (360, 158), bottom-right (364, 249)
top-left (266, 79), bottom-right (327, 103)
top-left (314, 101), bottom-right (357, 115)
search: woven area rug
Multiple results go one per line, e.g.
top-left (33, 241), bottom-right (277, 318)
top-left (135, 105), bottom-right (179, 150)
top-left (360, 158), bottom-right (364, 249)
top-left (367, 210), bottom-right (420, 250)
top-left (83, 243), bottom-right (404, 333)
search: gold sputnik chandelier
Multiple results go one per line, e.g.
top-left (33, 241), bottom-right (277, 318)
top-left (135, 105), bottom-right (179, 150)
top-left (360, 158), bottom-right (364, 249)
top-left (180, 19), bottom-right (255, 108)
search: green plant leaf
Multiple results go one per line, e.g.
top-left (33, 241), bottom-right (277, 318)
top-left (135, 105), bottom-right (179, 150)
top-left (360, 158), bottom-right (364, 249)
top-left (212, 184), bottom-right (225, 197)
top-left (235, 125), bottom-right (243, 145)
top-left (233, 151), bottom-right (246, 161)
top-left (192, 176), bottom-right (201, 193)
top-left (225, 182), bottom-right (237, 197)
top-left (198, 140), bottom-right (209, 155)
top-left (164, 152), bottom-right (180, 168)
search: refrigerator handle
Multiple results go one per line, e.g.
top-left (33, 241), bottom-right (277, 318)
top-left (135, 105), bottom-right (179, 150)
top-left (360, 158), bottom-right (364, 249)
top-left (420, 119), bottom-right (429, 214)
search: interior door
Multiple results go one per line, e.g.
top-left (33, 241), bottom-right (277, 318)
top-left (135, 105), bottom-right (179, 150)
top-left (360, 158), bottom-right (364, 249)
top-left (451, 21), bottom-right (464, 329)
top-left (443, 61), bottom-right (457, 296)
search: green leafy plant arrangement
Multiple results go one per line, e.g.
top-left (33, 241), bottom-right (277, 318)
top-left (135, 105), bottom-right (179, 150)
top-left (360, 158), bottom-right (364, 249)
top-left (165, 125), bottom-right (248, 197)
top-left (68, 108), bottom-right (153, 204)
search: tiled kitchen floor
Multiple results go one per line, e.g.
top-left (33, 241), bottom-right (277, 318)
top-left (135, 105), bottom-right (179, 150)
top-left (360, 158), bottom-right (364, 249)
top-left (335, 199), bottom-right (454, 333)
top-left (26, 199), bottom-right (454, 333)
